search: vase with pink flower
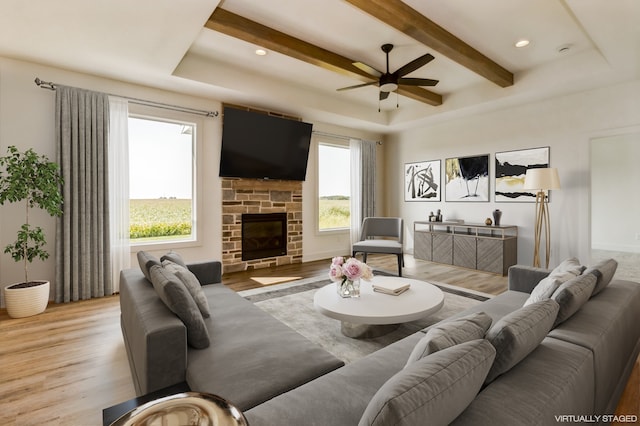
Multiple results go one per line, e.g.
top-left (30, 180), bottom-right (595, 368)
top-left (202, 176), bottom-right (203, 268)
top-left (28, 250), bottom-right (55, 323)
top-left (329, 256), bottom-right (373, 298)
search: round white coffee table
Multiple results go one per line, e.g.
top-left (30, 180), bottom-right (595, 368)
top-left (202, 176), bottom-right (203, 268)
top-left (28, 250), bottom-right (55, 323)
top-left (313, 276), bottom-right (444, 338)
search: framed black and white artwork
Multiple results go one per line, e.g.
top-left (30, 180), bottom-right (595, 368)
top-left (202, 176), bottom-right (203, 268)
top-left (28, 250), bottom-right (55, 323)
top-left (404, 160), bottom-right (441, 201)
top-left (495, 147), bottom-right (549, 202)
top-left (445, 154), bottom-right (489, 202)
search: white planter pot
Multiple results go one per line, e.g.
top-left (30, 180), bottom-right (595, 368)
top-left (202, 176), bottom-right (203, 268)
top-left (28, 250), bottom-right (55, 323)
top-left (4, 280), bottom-right (50, 318)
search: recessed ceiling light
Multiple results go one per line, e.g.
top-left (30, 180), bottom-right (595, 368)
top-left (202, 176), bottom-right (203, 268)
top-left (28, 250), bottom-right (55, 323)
top-left (515, 39), bottom-right (530, 48)
top-left (255, 49), bottom-right (268, 56)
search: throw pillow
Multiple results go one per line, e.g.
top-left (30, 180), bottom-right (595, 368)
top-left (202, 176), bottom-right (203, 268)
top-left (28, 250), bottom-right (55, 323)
top-left (584, 258), bottom-right (618, 297)
top-left (484, 299), bottom-right (559, 384)
top-left (149, 264), bottom-right (210, 349)
top-left (405, 312), bottom-right (492, 366)
top-left (359, 339), bottom-right (496, 426)
top-left (162, 259), bottom-right (211, 318)
top-left (160, 251), bottom-right (188, 268)
top-left (524, 257), bottom-right (586, 306)
top-left (524, 276), bottom-right (563, 305)
top-left (551, 273), bottom-right (597, 326)
top-left (137, 251), bottom-right (161, 282)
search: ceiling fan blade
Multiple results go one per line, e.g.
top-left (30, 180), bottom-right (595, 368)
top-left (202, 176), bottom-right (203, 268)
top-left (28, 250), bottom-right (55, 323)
top-left (379, 91), bottom-right (390, 101)
top-left (398, 77), bottom-right (439, 87)
top-left (337, 81), bottom-right (378, 91)
top-left (353, 61), bottom-right (382, 78)
top-left (395, 53), bottom-right (435, 77)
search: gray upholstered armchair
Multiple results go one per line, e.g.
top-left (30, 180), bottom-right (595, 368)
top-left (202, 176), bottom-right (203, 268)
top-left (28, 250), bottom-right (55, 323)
top-left (352, 217), bottom-right (404, 276)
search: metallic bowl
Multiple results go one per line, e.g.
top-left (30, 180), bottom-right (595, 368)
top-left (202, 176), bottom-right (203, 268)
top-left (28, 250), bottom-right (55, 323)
top-left (109, 392), bottom-right (249, 426)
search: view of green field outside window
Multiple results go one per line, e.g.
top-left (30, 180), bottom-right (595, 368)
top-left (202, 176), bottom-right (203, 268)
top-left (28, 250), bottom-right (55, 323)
top-left (318, 143), bottom-right (350, 230)
top-left (129, 117), bottom-right (194, 243)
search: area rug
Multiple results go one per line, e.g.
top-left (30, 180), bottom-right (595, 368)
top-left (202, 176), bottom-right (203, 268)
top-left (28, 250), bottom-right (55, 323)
top-left (239, 274), bottom-right (491, 364)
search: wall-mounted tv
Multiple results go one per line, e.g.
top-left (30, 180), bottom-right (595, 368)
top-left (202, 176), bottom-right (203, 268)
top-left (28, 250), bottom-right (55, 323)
top-left (219, 106), bottom-right (313, 181)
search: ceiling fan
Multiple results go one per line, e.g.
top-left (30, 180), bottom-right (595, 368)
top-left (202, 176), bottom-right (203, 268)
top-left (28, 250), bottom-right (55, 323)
top-left (338, 43), bottom-right (439, 101)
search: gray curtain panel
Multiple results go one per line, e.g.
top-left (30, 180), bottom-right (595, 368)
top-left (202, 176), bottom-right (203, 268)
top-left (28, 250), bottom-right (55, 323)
top-left (361, 140), bottom-right (376, 219)
top-left (55, 85), bottom-right (112, 303)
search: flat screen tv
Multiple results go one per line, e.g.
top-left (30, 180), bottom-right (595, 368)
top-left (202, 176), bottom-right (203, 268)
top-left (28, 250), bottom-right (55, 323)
top-left (219, 106), bottom-right (313, 181)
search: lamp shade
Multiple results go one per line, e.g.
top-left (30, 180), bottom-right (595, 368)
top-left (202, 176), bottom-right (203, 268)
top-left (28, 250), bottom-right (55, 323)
top-left (523, 168), bottom-right (561, 191)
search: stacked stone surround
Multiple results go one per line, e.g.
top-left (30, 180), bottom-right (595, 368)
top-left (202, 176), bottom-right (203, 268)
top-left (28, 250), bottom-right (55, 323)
top-left (221, 178), bottom-right (303, 274)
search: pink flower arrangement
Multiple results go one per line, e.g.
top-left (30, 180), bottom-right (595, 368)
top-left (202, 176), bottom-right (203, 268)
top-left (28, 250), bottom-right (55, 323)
top-left (329, 256), bottom-right (373, 283)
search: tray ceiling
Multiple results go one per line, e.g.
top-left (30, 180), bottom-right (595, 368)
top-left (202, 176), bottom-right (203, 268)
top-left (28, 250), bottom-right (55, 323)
top-left (0, 0), bottom-right (638, 132)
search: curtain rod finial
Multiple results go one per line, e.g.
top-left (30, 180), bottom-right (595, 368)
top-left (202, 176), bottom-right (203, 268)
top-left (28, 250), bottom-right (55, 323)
top-left (35, 77), bottom-right (56, 90)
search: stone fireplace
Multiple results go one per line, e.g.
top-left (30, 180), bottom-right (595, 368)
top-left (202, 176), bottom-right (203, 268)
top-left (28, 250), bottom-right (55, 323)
top-left (221, 178), bottom-right (302, 274)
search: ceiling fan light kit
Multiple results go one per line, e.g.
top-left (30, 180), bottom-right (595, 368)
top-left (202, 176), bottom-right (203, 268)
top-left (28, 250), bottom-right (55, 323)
top-left (337, 43), bottom-right (439, 107)
top-left (379, 74), bottom-right (398, 92)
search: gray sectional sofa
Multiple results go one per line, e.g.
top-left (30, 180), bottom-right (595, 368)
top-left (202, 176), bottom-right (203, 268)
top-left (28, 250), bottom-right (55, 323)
top-left (120, 256), bottom-right (640, 425)
top-left (119, 256), bottom-right (344, 411)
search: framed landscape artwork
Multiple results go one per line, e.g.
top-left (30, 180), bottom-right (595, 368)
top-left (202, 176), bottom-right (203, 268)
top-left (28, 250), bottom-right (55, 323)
top-left (495, 147), bottom-right (549, 202)
top-left (404, 160), bottom-right (441, 201)
top-left (445, 154), bottom-right (489, 202)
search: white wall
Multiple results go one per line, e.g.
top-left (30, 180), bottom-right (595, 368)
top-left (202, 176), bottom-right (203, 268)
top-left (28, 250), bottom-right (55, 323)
top-left (0, 56), bottom-right (383, 303)
top-left (385, 79), bottom-right (640, 268)
top-left (591, 131), bottom-right (640, 253)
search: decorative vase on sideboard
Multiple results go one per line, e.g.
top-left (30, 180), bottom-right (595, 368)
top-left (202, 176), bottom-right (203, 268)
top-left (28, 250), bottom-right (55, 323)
top-left (493, 209), bottom-right (502, 226)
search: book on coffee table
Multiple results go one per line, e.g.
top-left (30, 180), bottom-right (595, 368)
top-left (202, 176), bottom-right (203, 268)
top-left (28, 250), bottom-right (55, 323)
top-left (372, 281), bottom-right (411, 296)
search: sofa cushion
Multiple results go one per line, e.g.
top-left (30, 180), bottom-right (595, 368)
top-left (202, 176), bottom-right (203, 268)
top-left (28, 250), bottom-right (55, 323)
top-left (359, 339), bottom-right (496, 426)
top-left (149, 264), bottom-right (210, 349)
top-left (548, 279), bottom-right (640, 414)
top-left (524, 257), bottom-right (585, 305)
top-left (188, 284), bottom-right (345, 412)
top-left (451, 338), bottom-right (595, 425)
top-left (523, 277), bottom-right (562, 305)
top-left (137, 251), bottom-right (161, 281)
top-left (584, 258), bottom-right (618, 297)
top-left (162, 260), bottom-right (211, 318)
top-left (161, 251), bottom-right (188, 268)
top-left (551, 273), bottom-right (596, 326)
top-left (406, 312), bottom-right (492, 366)
top-left (485, 299), bottom-right (559, 383)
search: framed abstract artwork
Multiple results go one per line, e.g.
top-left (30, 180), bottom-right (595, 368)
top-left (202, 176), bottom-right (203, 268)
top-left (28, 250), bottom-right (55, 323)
top-left (445, 154), bottom-right (489, 202)
top-left (495, 147), bottom-right (549, 202)
top-left (404, 160), bottom-right (441, 201)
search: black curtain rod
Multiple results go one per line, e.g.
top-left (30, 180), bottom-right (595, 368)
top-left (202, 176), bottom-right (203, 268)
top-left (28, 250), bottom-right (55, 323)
top-left (34, 78), bottom-right (219, 118)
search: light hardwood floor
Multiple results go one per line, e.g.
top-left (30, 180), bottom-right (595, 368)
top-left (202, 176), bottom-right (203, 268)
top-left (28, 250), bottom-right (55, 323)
top-left (0, 255), bottom-right (637, 425)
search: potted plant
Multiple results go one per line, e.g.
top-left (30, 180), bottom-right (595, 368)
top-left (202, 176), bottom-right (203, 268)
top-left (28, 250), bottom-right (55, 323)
top-left (0, 145), bottom-right (63, 318)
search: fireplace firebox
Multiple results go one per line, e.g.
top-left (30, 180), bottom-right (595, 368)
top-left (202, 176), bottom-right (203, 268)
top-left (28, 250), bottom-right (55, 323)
top-left (241, 213), bottom-right (287, 261)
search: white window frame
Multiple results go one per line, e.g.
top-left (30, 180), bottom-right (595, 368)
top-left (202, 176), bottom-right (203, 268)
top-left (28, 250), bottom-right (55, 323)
top-left (316, 138), bottom-right (351, 234)
top-left (128, 105), bottom-right (203, 250)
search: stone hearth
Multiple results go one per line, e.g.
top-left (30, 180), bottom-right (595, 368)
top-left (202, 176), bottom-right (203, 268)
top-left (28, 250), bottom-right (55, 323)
top-left (221, 178), bottom-right (302, 274)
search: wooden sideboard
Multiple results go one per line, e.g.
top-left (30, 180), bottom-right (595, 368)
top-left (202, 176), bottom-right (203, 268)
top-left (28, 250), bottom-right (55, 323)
top-left (414, 221), bottom-right (518, 276)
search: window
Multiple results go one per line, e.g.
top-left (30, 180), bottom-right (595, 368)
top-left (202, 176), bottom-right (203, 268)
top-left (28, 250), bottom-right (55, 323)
top-left (128, 115), bottom-right (196, 245)
top-left (318, 142), bottom-right (351, 231)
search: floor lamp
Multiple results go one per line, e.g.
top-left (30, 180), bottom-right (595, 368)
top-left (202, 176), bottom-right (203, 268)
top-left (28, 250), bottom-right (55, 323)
top-left (523, 168), bottom-right (561, 269)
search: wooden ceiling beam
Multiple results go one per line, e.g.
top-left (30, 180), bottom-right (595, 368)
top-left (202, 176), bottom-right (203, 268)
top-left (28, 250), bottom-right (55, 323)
top-left (397, 86), bottom-right (443, 106)
top-left (206, 8), bottom-right (443, 107)
top-left (206, 9), bottom-right (372, 82)
top-left (345, 0), bottom-right (514, 88)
